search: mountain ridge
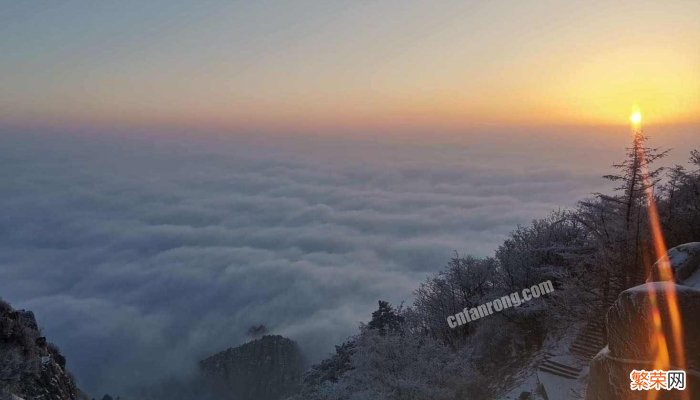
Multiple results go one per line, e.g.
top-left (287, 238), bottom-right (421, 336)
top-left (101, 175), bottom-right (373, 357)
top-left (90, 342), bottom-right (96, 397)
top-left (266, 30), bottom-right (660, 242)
top-left (0, 299), bottom-right (84, 400)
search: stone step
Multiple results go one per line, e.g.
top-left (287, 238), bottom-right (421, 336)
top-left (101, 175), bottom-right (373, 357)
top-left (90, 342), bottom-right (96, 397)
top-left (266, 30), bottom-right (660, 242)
top-left (570, 349), bottom-right (599, 359)
top-left (573, 342), bottom-right (604, 353)
top-left (581, 326), bottom-right (604, 334)
top-left (574, 336), bottom-right (604, 348)
top-left (539, 364), bottom-right (580, 380)
top-left (570, 340), bottom-right (600, 350)
top-left (576, 338), bottom-right (605, 348)
top-left (580, 327), bottom-right (604, 335)
top-left (570, 346), bottom-right (598, 356)
top-left (573, 343), bottom-right (604, 352)
top-left (578, 331), bottom-right (605, 341)
top-left (582, 326), bottom-right (604, 332)
top-left (570, 343), bottom-right (600, 358)
top-left (543, 359), bottom-right (582, 374)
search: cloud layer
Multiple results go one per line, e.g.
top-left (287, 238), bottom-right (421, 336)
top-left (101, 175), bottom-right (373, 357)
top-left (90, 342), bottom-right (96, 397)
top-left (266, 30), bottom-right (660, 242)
top-left (0, 129), bottom-right (630, 394)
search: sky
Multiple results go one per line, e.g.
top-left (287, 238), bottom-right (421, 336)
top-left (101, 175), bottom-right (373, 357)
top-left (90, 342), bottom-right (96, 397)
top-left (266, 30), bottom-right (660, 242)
top-left (1, 0), bottom-right (699, 132)
top-left (1, 0), bottom-right (700, 397)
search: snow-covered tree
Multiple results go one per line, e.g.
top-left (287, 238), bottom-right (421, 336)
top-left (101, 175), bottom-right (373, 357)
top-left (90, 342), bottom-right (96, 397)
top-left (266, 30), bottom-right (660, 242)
top-left (600, 131), bottom-right (668, 286)
top-left (292, 141), bottom-right (699, 400)
top-left (661, 150), bottom-right (700, 245)
top-left (413, 255), bottom-right (496, 346)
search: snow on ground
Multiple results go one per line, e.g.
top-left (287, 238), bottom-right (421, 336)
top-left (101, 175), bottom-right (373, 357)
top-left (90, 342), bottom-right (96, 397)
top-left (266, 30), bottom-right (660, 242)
top-left (499, 319), bottom-right (586, 399)
top-left (537, 371), bottom-right (580, 400)
top-left (500, 373), bottom-right (545, 400)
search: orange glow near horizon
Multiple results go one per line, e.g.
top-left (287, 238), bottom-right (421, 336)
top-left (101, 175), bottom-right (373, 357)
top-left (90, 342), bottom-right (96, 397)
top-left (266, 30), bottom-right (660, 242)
top-left (2, 2), bottom-right (699, 132)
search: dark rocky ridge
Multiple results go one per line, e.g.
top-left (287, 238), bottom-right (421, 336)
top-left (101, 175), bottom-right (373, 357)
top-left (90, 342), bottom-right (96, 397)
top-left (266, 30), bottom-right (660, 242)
top-left (199, 335), bottom-right (305, 400)
top-left (0, 299), bottom-right (84, 400)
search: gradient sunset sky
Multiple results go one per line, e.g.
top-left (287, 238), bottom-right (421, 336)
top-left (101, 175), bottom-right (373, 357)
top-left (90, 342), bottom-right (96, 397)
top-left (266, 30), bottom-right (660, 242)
top-left (3, 2), bottom-right (700, 393)
top-left (2, 0), bottom-right (699, 132)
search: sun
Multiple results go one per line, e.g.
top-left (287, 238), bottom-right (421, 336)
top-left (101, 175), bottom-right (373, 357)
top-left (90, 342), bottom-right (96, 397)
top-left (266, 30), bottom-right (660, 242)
top-left (630, 111), bottom-right (642, 125)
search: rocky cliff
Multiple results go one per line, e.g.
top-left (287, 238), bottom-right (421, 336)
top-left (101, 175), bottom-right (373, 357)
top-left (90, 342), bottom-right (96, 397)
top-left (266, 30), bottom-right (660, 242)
top-left (199, 335), bottom-right (305, 400)
top-left (586, 243), bottom-right (700, 400)
top-left (0, 299), bottom-right (84, 400)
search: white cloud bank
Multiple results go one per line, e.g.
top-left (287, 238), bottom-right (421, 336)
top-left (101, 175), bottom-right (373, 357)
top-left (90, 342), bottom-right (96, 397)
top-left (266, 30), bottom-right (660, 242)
top-left (3, 126), bottom-right (683, 394)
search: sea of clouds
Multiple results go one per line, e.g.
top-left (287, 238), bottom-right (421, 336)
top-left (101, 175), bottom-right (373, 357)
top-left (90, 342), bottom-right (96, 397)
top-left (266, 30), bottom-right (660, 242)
top-left (0, 126), bottom-right (695, 395)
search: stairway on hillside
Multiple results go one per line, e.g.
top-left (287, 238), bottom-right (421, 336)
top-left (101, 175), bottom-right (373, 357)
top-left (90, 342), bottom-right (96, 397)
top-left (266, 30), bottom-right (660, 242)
top-left (569, 321), bottom-right (606, 361)
top-left (536, 267), bottom-right (649, 398)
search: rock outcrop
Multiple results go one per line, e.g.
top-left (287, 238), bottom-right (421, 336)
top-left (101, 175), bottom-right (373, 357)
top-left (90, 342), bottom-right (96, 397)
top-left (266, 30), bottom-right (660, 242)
top-left (586, 243), bottom-right (700, 400)
top-left (648, 242), bottom-right (700, 288)
top-left (199, 335), bottom-right (305, 400)
top-left (0, 299), bottom-right (84, 400)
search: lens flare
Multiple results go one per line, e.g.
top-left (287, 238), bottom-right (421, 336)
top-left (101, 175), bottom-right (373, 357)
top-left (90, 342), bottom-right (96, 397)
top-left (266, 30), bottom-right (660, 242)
top-left (632, 116), bottom-right (688, 400)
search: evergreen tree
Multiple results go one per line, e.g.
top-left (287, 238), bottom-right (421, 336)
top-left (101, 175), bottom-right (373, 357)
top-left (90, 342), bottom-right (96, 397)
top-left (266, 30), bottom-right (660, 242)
top-left (367, 300), bottom-right (404, 335)
top-left (591, 130), bottom-right (668, 289)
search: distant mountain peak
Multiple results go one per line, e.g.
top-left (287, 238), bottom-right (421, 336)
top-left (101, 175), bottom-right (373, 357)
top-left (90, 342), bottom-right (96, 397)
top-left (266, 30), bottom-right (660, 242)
top-left (199, 335), bottom-right (305, 400)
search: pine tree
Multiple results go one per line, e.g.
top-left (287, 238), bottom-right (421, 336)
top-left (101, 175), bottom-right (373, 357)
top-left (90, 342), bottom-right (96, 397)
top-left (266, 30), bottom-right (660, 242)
top-left (599, 131), bottom-right (668, 287)
top-left (367, 300), bottom-right (404, 335)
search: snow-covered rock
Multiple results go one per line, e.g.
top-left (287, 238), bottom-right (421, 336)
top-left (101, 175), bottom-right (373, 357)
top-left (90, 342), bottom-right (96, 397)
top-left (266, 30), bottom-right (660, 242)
top-left (0, 300), bottom-right (85, 400)
top-left (587, 283), bottom-right (700, 399)
top-left (586, 243), bottom-right (700, 399)
top-left (648, 242), bottom-right (700, 287)
top-left (607, 282), bottom-right (700, 365)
